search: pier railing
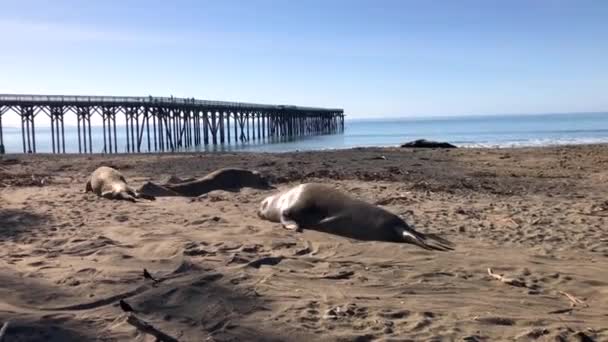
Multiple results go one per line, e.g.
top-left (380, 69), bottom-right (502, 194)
top-left (0, 94), bottom-right (344, 154)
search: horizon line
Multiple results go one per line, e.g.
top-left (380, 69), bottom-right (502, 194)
top-left (346, 110), bottom-right (608, 121)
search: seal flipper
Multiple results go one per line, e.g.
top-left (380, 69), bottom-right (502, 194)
top-left (100, 190), bottom-right (114, 199)
top-left (85, 180), bottom-right (92, 193)
top-left (424, 233), bottom-right (454, 247)
top-left (101, 190), bottom-right (136, 202)
top-left (398, 226), bottom-right (453, 251)
top-left (280, 214), bottom-right (301, 232)
top-left (115, 191), bottom-right (137, 202)
top-left (128, 187), bottom-right (156, 201)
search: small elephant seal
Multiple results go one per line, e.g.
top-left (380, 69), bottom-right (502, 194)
top-left (85, 166), bottom-right (154, 202)
top-left (258, 183), bottom-right (453, 251)
top-left (139, 167), bottom-right (274, 197)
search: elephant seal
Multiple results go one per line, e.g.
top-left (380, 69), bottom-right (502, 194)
top-left (138, 167), bottom-right (274, 197)
top-left (85, 166), bottom-right (155, 202)
top-left (258, 183), bottom-right (453, 251)
top-left (400, 139), bottom-right (457, 148)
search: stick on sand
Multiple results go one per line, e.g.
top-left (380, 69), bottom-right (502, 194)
top-left (487, 268), bottom-right (526, 287)
top-left (559, 291), bottom-right (588, 308)
top-left (0, 321), bottom-right (9, 342)
top-left (126, 314), bottom-right (179, 342)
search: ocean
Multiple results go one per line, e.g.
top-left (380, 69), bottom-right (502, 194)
top-left (1, 112), bottom-right (607, 154)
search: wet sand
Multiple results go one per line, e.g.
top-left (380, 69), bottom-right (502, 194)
top-left (1, 145), bottom-right (607, 341)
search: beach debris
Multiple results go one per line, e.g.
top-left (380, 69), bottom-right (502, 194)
top-left (323, 308), bottom-right (339, 320)
top-left (0, 170), bottom-right (51, 187)
top-left (184, 246), bottom-right (214, 256)
top-left (559, 291), bottom-right (588, 308)
top-left (574, 331), bottom-right (596, 342)
top-left (323, 304), bottom-right (358, 320)
top-left (126, 313), bottom-right (179, 342)
top-left (591, 200), bottom-right (608, 212)
top-left (515, 328), bottom-right (550, 340)
top-left (225, 253), bottom-right (250, 265)
top-left (505, 218), bottom-right (521, 228)
top-left (580, 201), bottom-right (608, 216)
top-left (547, 308), bottom-right (574, 314)
top-left (473, 316), bottom-right (515, 326)
top-left (318, 270), bottom-right (355, 280)
top-left (0, 321), bottom-right (10, 342)
top-left (246, 256), bottom-right (284, 269)
top-left (119, 299), bottom-right (136, 313)
top-left (530, 218), bottom-right (543, 225)
top-left (487, 268), bottom-right (527, 287)
top-left (143, 268), bottom-right (159, 284)
top-left (294, 240), bottom-right (315, 256)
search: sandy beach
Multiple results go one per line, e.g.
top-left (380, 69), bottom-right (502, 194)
top-left (1, 145), bottom-right (607, 341)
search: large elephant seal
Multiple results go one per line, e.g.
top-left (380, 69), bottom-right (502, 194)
top-left (258, 183), bottom-right (453, 251)
top-left (85, 166), bottom-right (154, 202)
top-left (138, 167), bottom-right (274, 197)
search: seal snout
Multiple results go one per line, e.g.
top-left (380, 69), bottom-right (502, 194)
top-left (257, 198), bottom-right (269, 218)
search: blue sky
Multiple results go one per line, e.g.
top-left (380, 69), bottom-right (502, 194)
top-left (1, 0), bottom-right (607, 121)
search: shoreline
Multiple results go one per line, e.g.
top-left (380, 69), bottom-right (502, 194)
top-left (2, 141), bottom-right (608, 157)
top-left (1, 144), bottom-right (607, 341)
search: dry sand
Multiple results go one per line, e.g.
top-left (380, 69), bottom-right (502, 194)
top-left (0, 145), bottom-right (607, 341)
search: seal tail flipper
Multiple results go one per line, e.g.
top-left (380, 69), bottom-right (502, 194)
top-left (424, 233), bottom-right (454, 247)
top-left (400, 228), bottom-right (453, 251)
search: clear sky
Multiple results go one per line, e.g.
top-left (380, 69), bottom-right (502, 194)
top-left (1, 0), bottom-right (608, 121)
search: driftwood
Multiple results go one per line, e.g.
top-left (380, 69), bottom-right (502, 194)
top-left (559, 291), bottom-right (588, 308)
top-left (487, 268), bottom-right (526, 287)
top-left (126, 314), bottom-right (179, 342)
top-left (547, 308), bottom-right (574, 314)
top-left (0, 321), bottom-right (9, 342)
top-left (318, 270), bottom-right (355, 280)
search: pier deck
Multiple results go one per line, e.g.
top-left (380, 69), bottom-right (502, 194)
top-left (0, 94), bottom-right (344, 154)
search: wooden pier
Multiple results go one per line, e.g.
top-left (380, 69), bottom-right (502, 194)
top-left (0, 94), bottom-right (344, 154)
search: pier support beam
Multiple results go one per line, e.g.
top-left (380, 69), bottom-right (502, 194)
top-left (18, 106), bottom-right (37, 153)
top-left (0, 106), bottom-right (8, 153)
top-left (76, 106), bottom-right (93, 154)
